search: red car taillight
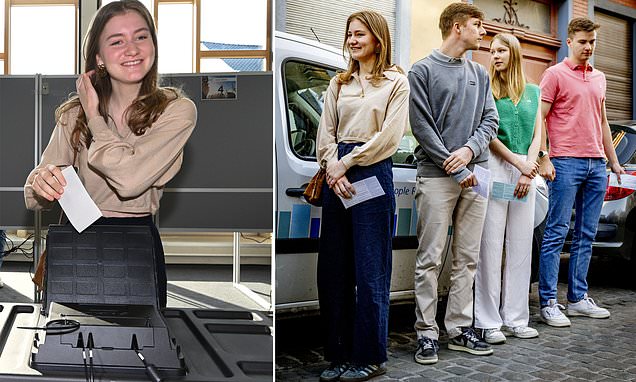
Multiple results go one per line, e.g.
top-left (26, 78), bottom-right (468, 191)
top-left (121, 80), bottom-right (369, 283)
top-left (605, 170), bottom-right (636, 201)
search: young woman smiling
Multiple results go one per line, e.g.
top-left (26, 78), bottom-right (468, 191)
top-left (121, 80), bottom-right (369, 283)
top-left (315, 10), bottom-right (409, 382)
top-left (24, 0), bottom-right (196, 309)
top-left (474, 33), bottom-right (541, 344)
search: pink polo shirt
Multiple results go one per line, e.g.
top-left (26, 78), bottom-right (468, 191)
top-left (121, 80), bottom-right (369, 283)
top-left (540, 58), bottom-right (606, 158)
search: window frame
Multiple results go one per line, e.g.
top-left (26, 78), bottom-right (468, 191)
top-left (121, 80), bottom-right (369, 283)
top-left (196, 0), bottom-right (271, 72)
top-left (155, 0), bottom-right (195, 73)
top-left (2, 0), bottom-right (271, 74)
top-left (154, 0), bottom-right (271, 73)
top-left (1, 0), bottom-right (6, 73)
top-left (3, 0), bottom-right (78, 74)
top-left (478, 0), bottom-right (561, 48)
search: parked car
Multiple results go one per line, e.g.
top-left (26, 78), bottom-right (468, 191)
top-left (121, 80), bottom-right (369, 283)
top-left (530, 121), bottom-right (636, 282)
top-left (275, 32), bottom-right (548, 316)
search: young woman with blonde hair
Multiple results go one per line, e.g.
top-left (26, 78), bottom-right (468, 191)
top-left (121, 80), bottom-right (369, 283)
top-left (316, 10), bottom-right (409, 382)
top-left (24, 0), bottom-right (196, 309)
top-left (474, 33), bottom-right (541, 343)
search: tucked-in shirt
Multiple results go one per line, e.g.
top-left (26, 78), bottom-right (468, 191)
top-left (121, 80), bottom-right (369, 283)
top-left (495, 84), bottom-right (540, 155)
top-left (540, 58), bottom-right (606, 158)
top-left (316, 67), bottom-right (410, 169)
top-left (24, 96), bottom-right (197, 216)
top-left (408, 49), bottom-right (499, 182)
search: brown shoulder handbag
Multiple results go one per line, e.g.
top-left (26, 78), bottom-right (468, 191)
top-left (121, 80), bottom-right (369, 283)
top-left (32, 248), bottom-right (47, 292)
top-left (303, 80), bottom-right (341, 206)
top-left (303, 167), bottom-right (326, 206)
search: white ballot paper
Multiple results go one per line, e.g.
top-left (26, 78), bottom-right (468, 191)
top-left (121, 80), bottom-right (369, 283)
top-left (338, 176), bottom-right (385, 209)
top-left (491, 181), bottom-right (528, 202)
top-left (609, 173), bottom-right (636, 190)
top-left (472, 165), bottom-right (490, 199)
top-left (58, 166), bottom-right (103, 233)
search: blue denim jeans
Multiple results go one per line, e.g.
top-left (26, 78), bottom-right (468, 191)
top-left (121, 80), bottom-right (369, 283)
top-left (317, 143), bottom-right (395, 365)
top-left (538, 157), bottom-right (607, 306)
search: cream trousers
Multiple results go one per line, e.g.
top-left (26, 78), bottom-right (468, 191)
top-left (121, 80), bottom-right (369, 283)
top-left (474, 153), bottom-right (535, 329)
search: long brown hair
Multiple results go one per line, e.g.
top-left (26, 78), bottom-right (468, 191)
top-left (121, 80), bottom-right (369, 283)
top-left (489, 33), bottom-right (526, 104)
top-left (337, 10), bottom-right (403, 86)
top-left (56, 0), bottom-right (180, 152)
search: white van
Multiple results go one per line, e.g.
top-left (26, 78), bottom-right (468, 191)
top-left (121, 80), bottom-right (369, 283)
top-left (274, 31), bottom-right (548, 315)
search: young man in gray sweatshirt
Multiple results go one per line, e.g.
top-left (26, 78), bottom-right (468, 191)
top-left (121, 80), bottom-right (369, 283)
top-left (408, 2), bottom-right (499, 365)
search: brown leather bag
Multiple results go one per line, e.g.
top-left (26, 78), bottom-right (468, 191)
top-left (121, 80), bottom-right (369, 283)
top-left (303, 167), bottom-right (326, 206)
top-left (32, 249), bottom-right (47, 292)
top-left (302, 81), bottom-right (341, 207)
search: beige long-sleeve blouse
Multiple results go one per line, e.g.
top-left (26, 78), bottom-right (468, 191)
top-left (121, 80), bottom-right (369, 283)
top-left (24, 96), bottom-right (197, 216)
top-left (316, 67), bottom-right (410, 169)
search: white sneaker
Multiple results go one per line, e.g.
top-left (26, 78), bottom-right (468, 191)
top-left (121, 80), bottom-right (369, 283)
top-left (479, 328), bottom-right (506, 344)
top-left (540, 299), bottom-right (571, 327)
top-left (567, 294), bottom-right (610, 318)
top-left (502, 326), bottom-right (539, 339)
top-left (0, 276), bottom-right (4, 288)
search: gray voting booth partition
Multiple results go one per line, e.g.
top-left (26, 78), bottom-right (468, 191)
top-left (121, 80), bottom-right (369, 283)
top-left (0, 76), bottom-right (38, 228)
top-left (0, 73), bottom-right (273, 306)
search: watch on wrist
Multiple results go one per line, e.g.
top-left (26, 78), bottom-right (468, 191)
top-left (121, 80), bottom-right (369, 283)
top-left (538, 150), bottom-right (548, 158)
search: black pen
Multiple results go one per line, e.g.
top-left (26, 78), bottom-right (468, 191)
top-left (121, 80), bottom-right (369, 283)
top-left (87, 333), bottom-right (95, 382)
top-left (77, 332), bottom-right (89, 382)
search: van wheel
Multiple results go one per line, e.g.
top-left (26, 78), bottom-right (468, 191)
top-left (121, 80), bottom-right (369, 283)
top-left (531, 220), bottom-right (546, 284)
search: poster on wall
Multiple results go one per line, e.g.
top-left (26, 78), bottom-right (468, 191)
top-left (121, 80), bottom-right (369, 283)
top-left (202, 75), bottom-right (238, 100)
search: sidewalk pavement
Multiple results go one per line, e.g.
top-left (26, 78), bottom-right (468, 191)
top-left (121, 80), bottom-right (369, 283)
top-left (276, 281), bottom-right (636, 381)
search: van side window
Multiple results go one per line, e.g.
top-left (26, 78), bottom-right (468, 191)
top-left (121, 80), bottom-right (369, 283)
top-left (393, 133), bottom-right (417, 167)
top-left (283, 60), bottom-right (417, 166)
top-left (284, 61), bottom-right (336, 160)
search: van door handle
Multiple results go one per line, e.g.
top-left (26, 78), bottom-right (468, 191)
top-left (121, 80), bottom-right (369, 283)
top-left (286, 186), bottom-right (307, 197)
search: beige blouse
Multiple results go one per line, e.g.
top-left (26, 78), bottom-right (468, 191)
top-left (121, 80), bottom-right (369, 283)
top-left (24, 96), bottom-right (197, 216)
top-left (316, 67), bottom-right (410, 169)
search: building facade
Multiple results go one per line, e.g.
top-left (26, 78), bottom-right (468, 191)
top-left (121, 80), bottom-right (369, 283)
top-left (278, 0), bottom-right (635, 120)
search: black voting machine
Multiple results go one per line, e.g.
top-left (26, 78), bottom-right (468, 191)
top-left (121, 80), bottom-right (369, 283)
top-left (32, 225), bottom-right (184, 380)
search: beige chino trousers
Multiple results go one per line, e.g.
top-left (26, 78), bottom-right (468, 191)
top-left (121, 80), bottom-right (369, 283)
top-left (414, 176), bottom-right (488, 340)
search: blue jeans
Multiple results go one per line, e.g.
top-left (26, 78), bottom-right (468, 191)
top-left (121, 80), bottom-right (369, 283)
top-left (317, 143), bottom-right (395, 365)
top-left (538, 158), bottom-right (607, 306)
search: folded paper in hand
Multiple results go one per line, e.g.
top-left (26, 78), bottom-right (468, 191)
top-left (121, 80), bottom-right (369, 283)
top-left (472, 165), bottom-right (490, 199)
top-left (57, 166), bottom-right (103, 233)
top-left (338, 176), bottom-right (385, 209)
top-left (491, 181), bottom-right (528, 202)
top-left (609, 173), bottom-right (636, 190)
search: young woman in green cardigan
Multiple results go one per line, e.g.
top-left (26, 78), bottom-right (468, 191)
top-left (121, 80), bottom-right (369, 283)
top-left (474, 33), bottom-right (541, 344)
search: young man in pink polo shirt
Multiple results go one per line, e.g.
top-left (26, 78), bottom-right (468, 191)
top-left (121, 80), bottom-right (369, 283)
top-left (537, 17), bottom-right (624, 327)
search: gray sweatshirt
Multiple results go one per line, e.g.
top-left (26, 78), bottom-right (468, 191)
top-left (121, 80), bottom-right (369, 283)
top-left (408, 49), bottom-right (499, 183)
